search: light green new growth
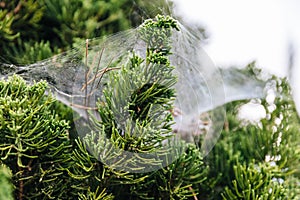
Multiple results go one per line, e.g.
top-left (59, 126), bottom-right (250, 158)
top-left (84, 15), bottom-right (180, 168)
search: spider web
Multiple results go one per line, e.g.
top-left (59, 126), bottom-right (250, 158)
top-left (0, 22), bottom-right (266, 148)
top-left (0, 2), bottom-right (268, 172)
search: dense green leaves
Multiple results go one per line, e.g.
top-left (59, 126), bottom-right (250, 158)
top-left (91, 15), bottom-right (178, 155)
top-left (202, 76), bottom-right (300, 199)
top-left (0, 0), bottom-right (164, 64)
top-left (0, 75), bottom-right (125, 199)
top-left (0, 2), bottom-right (299, 198)
top-left (0, 75), bottom-right (74, 199)
top-left (222, 162), bottom-right (287, 200)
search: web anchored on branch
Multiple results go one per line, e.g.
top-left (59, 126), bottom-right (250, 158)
top-left (0, 15), bottom-right (268, 172)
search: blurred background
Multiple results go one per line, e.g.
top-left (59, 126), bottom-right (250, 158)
top-left (172, 0), bottom-right (300, 115)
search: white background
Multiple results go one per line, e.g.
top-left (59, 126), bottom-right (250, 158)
top-left (173, 0), bottom-right (300, 116)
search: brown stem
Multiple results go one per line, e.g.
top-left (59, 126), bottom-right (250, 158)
top-left (26, 159), bottom-right (33, 171)
top-left (19, 180), bottom-right (23, 200)
top-left (0, 1), bottom-right (6, 8)
top-left (189, 186), bottom-right (198, 200)
top-left (14, 1), bottom-right (22, 14)
top-left (70, 103), bottom-right (98, 110)
top-left (224, 120), bottom-right (229, 132)
top-left (18, 166), bottom-right (23, 200)
top-left (80, 67), bottom-right (120, 91)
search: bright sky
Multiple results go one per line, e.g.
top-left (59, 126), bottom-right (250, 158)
top-left (173, 0), bottom-right (300, 115)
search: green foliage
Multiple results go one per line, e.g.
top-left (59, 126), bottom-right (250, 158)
top-left (0, 75), bottom-right (118, 199)
top-left (8, 40), bottom-right (57, 64)
top-left (0, 75), bottom-right (72, 199)
top-left (0, 1), bottom-right (43, 41)
top-left (0, 0), bottom-right (45, 63)
top-left (65, 139), bottom-right (117, 200)
top-left (90, 14), bottom-right (178, 154)
top-left (41, 0), bottom-right (132, 47)
top-left (78, 187), bottom-right (114, 200)
top-left (0, 164), bottom-right (14, 200)
top-left (202, 74), bottom-right (300, 199)
top-left (0, 9), bottom-right (19, 42)
top-left (1, 13), bottom-right (208, 200)
top-left (222, 162), bottom-right (287, 199)
top-left (131, 143), bottom-right (208, 199)
top-left (0, 0), bottom-right (168, 64)
top-left (0, 4), bottom-right (299, 198)
top-left (78, 15), bottom-right (209, 199)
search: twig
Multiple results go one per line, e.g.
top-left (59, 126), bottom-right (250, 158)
top-left (70, 103), bottom-right (98, 110)
top-left (189, 186), bottom-right (198, 200)
top-left (84, 39), bottom-right (89, 107)
top-left (95, 58), bottom-right (114, 89)
top-left (224, 120), bottom-right (229, 132)
top-left (14, 1), bottom-right (22, 14)
top-left (89, 47), bottom-right (105, 92)
top-left (18, 166), bottom-right (23, 200)
top-left (80, 67), bottom-right (120, 91)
